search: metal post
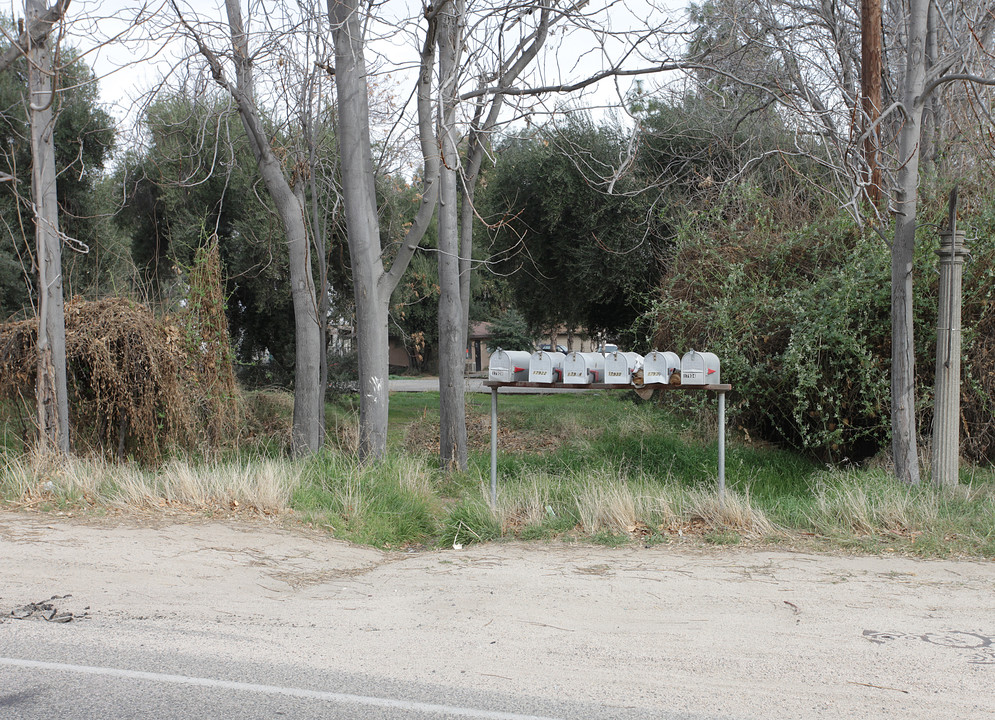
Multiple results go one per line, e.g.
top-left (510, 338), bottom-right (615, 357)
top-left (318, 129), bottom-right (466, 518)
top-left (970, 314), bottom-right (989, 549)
top-left (717, 391), bottom-right (726, 506)
top-left (931, 228), bottom-right (969, 487)
top-left (490, 386), bottom-right (498, 507)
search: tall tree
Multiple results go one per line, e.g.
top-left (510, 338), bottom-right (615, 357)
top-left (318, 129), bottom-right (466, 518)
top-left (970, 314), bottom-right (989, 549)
top-left (328, 0), bottom-right (440, 461)
top-left (0, 0), bottom-right (73, 454)
top-left (666, 0), bottom-right (995, 484)
top-left (117, 94), bottom-right (313, 381)
top-left (435, 0), bottom-right (467, 470)
top-left (1, 37), bottom-right (115, 317)
top-left (26, 0), bottom-right (69, 453)
top-left (171, 0), bottom-right (324, 454)
top-left (487, 118), bottom-right (662, 342)
top-left (888, 1), bottom-right (995, 485)
top-left (434, 0), bottom-right (691, 470)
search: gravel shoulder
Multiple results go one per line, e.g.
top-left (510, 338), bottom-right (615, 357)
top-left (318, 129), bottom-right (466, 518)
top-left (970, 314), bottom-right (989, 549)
top-left (1, 513), bottom-right (994, 719)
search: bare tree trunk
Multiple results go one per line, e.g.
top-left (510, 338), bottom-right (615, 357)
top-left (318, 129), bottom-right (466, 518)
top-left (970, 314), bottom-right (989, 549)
top-left (330, 0), bottom-right (391, 460)
top-left (27, 0), bottom-right (69, 455)
top-left (922, 2), bottom-right (941, 172)
top-left (301, 40), bottom-right (331, 434)
top-left (437, 0), bottom-right (468, 471)
top-left (458, 163), bottom-right (476, 350)
top-left (222, 0), bottom-right (323, 454)
top-left (442, 5), bottom-right (550, 470)
top-left (308, 173), bottom-right (330, 433)
top-left (891, 0), bottom-right (929, 486)
top-left (173, 0), bottom-right (328, 453)
top-left (329, 0), bottom-right (440, 461)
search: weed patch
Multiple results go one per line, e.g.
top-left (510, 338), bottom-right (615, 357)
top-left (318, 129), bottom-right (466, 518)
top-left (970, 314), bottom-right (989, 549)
top-left (1, 391), bottom-right (992, 557)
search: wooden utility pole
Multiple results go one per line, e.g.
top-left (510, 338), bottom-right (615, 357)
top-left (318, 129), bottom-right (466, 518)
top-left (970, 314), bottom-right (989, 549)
top-left (860, 0), bottom-right (883, 206)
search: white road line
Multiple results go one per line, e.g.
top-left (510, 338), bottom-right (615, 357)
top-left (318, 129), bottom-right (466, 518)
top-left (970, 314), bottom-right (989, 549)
top-left (0, 657), bottom-right (564, 720)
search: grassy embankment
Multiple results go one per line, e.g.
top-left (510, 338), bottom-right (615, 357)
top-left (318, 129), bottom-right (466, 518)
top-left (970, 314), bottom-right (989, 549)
top-left (2, 390), bottom-right (993, 557)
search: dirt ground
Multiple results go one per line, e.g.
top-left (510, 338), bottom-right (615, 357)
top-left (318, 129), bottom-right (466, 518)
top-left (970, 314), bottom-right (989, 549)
top-left (1, 512), bottom-right (994, 719)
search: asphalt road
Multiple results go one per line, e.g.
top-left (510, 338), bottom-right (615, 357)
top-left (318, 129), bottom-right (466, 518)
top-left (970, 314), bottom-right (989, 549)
top-left (0, 641), bottom-right (692, 720)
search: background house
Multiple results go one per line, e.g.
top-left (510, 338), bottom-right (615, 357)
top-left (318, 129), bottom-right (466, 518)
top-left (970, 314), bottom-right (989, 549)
top-left (466, 322), bottom-right (597, 374)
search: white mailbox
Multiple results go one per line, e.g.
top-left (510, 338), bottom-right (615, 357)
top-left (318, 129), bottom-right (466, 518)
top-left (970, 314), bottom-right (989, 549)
top-left (488, 349), bottom-right (532, 382)
top-left (680, 350), bottom-right (720, 385)
top-left (643, 351), bottom-right (681, 385)
top-left (563, 351), bottom-right (605, 384)
top-left (604, 351), bottom-right (643, 385)
top-left (529, 350), bottom-right (565, 383)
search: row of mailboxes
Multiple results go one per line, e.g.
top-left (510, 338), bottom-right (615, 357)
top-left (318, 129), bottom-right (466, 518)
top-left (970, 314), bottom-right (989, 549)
top-left (489, 349), bottom-right (720, 385)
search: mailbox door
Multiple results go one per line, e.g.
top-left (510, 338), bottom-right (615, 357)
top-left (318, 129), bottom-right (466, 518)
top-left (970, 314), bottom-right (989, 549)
top-left (563, 352), bottom-right (590, 384)
top-left (529, 351), bottom-right (564, 383)
top-left (604, 352), bottom-right (629, 384)
top-left (529, 351), bottom-right (552, 383)
top-left (644, 351), bottom-right (680, 384)
top-left (680, 350), bottom-right (710, 385)
top-left (643, 351), bottom-right (665, 384)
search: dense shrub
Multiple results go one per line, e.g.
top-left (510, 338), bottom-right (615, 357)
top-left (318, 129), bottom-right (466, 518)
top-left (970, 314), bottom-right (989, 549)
top-left (0, 293), bottom-right (248, 461)
top-left (326, 351), bottom-right (359, 398)
top-left (0, 298), bottom-right (195, 460)
top-left (650, 189), bottom-right (995, 463)
top-left (959, 202), bottom-right (995, 464)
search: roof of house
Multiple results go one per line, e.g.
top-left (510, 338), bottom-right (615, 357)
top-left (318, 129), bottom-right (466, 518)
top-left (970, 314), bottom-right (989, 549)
top-left (468, 322), bottom-right (492, 339)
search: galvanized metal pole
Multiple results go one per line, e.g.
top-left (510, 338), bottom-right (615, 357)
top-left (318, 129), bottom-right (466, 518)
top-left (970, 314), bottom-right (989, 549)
top-left (490, 386), bottom-right (498, 507)
top-left (931, 228), bottom-right (968, 487)
top-left (718, 391), bottom-right (726, 506)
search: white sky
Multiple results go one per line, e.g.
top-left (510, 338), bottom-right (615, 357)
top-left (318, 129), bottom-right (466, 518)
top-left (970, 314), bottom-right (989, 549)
top-left (13, 0), bottom-right (692, 144)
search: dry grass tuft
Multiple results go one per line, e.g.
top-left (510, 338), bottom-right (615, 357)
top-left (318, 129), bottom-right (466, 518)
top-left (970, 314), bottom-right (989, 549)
top-left (575, 473), bottom-right (639, 533)
top-left (493, 467), bottom-right (682, 536)
top-left (395, 454), bottom-right (436, 498)
top-left (682, 487), bottom-right (777, 536)
top-left (1, 452), bottom-right (301, 515)
top-left (494, 474), bottom-right (558, 531)
top-left (810, 470), bottom-right (939, 535)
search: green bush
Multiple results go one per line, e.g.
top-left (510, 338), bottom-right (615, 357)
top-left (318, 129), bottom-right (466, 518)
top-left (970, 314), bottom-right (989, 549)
top-left (486, 308), bottom-right (535, 353)
top-left (648, 188), bottom-right (995, 462)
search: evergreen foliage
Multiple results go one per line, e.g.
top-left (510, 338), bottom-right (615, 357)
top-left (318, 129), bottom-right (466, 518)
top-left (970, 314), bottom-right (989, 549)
top-left (116, 94), bottom-right (348, 385)
top-left (651, 183), bottom-right (995, 463)
top-left (486, 308), bottom-right (535, 353)
top-left (0, 35), bottom-right (117, 318)
top-left (485, 116), bottom-right (665, 344)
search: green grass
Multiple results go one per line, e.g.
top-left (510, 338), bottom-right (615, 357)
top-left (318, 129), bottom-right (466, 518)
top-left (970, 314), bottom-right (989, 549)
top-left (293, 453), bottom-right (441, 548)
top-left (2, 389), bottom-right (993, 557)
top-left (704, 531), bottom-right (741, 545)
